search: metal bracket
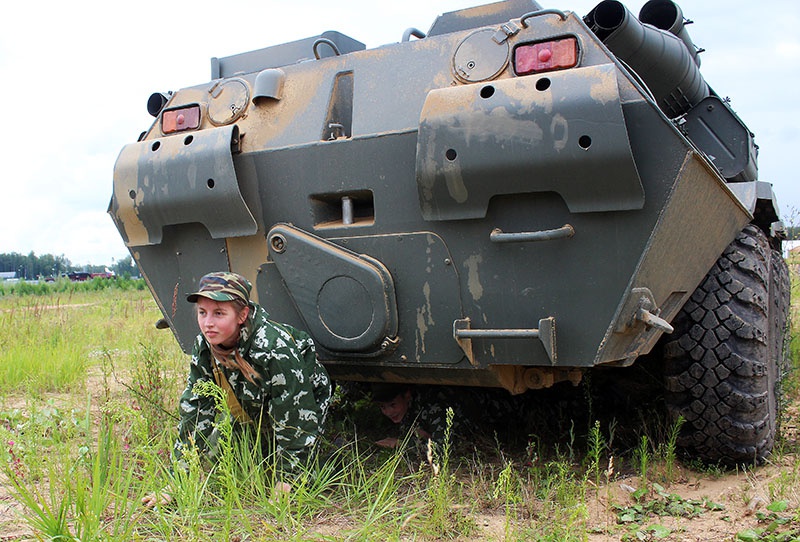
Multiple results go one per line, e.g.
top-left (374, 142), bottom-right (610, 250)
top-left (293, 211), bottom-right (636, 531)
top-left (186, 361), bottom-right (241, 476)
top-left (453, 317), bottom-right (557, 365)
top-left (492, 21), bottom-right (521, 44)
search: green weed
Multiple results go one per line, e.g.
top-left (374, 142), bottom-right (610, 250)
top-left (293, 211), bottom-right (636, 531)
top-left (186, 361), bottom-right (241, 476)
top-left (0, 285), bottom-right (797, 540)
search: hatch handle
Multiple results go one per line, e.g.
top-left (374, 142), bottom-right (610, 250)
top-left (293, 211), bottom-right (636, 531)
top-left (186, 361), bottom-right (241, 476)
top-left (520, 9), bottom-right (568, 27)
top-left (313, 38), bottom-right (341, 59)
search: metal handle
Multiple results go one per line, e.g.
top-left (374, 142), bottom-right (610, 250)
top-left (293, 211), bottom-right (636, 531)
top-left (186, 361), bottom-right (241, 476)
top-left (313, 38), bottom-right (341, 59)
top-left (454, 317), bottom-right (556, 364)
top-left (490, 224), bottom-right (574, 243)
top-left (455, 328), bottom-right (541, 339)
top-left (520, 9), bottom-right (568, 27)
top-left (402, 27), bottom-right (426, 42)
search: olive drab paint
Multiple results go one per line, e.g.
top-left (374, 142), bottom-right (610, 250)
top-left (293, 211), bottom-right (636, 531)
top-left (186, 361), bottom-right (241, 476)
top-left (110, 1), bottom-right (786, 422)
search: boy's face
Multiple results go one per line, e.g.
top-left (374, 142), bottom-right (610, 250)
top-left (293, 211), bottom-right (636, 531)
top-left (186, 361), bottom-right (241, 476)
top-left (196, 297), bottom-right (248, 348)
top-left (378, 390), bottom-right (412, 424)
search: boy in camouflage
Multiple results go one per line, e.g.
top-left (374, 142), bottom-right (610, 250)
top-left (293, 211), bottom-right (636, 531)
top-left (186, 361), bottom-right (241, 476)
top-left (372, 384), bottom-right (524, 458)
top-left (143, 271), bottom-right (331, 507)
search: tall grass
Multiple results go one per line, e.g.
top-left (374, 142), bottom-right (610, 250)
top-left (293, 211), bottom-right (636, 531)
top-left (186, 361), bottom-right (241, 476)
top-left (0, 276), bottom-right (147, 297)
top-left (0, 287), bottom-right (180, 392)
top-left (0, 275), bottom-right (797, 540)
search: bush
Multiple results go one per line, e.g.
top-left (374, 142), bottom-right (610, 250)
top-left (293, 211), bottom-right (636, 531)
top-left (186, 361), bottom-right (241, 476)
top-left (0, 277), bottom-right (147, 297)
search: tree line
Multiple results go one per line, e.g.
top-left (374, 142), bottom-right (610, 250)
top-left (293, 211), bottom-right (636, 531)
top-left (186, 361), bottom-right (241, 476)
top-left (0, 252), bottom-right (137, 280)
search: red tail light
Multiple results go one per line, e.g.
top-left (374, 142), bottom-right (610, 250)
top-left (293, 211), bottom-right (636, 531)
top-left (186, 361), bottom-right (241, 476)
top-left (514, 37), bottom-right (578, 75)
top-left (162, 105), bottom-right (201, 134)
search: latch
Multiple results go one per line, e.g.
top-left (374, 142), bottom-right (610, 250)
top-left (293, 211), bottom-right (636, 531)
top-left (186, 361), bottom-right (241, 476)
top-left (492, 21), bottom-right (521, 44)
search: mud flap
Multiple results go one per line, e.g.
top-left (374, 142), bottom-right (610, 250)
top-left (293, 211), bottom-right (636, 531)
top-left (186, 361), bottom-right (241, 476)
top-left (416, 63), bottom-right (643, 220)
top-left (110, 125), bottom-right (257, 246)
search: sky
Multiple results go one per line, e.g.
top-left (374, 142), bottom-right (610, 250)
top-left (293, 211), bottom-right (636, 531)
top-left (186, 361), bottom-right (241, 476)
top-left (1, 0), bottom-right (798, 267)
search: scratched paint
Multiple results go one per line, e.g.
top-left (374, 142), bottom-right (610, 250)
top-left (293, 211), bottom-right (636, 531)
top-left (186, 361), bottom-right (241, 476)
top-left (415, 281), bottom-right (434, 356)
top-left (444, 163), bottom-right (469, 203)
top-left (464, 254), bottom-right (484, 301)
top-left (550, 113), bottom-right (569, 151)
top-left (589, 67), bottom-right (618, 106)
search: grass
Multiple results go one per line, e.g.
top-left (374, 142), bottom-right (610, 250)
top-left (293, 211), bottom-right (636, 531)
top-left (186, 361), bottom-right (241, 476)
top-left (0, 284), bottom-right (179, 393)
top-left (0, 274), bottom-right (798, 540)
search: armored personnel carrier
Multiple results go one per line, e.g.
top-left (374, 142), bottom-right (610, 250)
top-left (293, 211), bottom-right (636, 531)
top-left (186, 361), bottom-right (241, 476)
top-left (110, 0), bottom-right (789, 464)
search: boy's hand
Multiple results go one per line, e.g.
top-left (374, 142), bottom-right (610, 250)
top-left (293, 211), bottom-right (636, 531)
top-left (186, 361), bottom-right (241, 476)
top-left (274, 481), bottom-right (292, 494)
top-left (375, 437), bottom-right (399, 448)
top-left (142, 489), bottom-right (172, 508)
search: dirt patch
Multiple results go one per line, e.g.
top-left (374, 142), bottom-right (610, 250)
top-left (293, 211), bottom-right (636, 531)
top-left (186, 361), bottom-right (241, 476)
top-left (585, 461), bottom-right (798, 541)
top-left (0, 303), bottom-right (98, 313)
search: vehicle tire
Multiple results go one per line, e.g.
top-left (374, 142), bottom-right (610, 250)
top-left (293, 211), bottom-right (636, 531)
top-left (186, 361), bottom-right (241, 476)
top-left (663, 224), bottom-right (789, 465)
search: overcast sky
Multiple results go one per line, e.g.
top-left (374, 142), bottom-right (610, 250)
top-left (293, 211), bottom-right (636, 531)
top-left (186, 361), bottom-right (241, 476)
top-left (1, 0), bottom-right (797, 267)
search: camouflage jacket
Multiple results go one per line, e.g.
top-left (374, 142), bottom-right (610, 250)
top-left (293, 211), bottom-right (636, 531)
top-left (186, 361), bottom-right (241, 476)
top-left (397, 386), bottom-right (524, 454)
top-left (174, 303), bottom-right (332, 475)
top-left (398, 387), bottom-right (473, 448)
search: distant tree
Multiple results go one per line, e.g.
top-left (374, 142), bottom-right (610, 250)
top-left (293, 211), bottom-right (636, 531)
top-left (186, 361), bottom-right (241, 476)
top-left (0, 252), bottom-right (72, 278)
top-left (111, 255), bottom-right (138, 278)
top-left (784, 205), bottom-right (800, 241)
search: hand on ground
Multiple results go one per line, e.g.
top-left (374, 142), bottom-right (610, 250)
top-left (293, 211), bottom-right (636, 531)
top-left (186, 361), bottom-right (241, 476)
top-left (274, 481), bottom-right (292, 494)
top-left (375, 437), bottom-right (399, 448)
top-left (142, 489), bottom-right (172, 508)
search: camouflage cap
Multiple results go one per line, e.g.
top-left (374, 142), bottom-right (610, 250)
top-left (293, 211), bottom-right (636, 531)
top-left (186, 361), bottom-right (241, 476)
top-left (187, 272), bottom-right (252, 304)
top-left (370, 383), bottom-right (410, 403)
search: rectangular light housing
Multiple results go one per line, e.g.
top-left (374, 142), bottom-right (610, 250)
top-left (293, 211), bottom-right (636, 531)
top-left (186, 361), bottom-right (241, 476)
top-left (162, 105), bottom-right (201, 134)
top-left (514, 37), bottom-right (578, 75)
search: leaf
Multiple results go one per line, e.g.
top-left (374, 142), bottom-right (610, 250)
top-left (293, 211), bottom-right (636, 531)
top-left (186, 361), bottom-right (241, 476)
top-left (767, 500), bottom-right (789, 513)
top-left (736, 528), bottom-right (762, 541)
top-left (632, 487), bottom-right (648, 502)
top-left (650, 524), bottom-right (672, 538)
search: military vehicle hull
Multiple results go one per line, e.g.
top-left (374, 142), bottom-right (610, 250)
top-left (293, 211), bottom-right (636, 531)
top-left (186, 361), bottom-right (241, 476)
top-left (110, 0), bottom-right (788, 464)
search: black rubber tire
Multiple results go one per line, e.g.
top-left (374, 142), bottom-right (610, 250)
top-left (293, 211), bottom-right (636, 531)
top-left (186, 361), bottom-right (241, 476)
top-left (663, 224), bottom-right (790, 465)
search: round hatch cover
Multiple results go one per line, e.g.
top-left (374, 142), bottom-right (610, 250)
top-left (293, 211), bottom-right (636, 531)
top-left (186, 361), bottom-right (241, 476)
top-left (317, 275), bottom-right (374, 340)
top-left (453, 28), bottom-right (510, 83)
top-left (207, 78), bottom-right (250, 125)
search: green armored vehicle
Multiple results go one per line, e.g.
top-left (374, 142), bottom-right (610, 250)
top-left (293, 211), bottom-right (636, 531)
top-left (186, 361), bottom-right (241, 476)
top-left (110, 0), bottom-right (789, 465)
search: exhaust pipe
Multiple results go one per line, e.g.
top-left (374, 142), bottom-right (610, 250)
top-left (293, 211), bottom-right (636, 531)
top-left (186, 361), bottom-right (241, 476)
top-left (639, 0), bottom-right (701, 67)
top-left (585, 0), bottom-right (708, 118)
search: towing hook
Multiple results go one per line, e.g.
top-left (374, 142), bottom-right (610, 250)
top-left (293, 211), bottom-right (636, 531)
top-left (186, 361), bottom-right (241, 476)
top-left (636, 308), bottom-right (674, 333)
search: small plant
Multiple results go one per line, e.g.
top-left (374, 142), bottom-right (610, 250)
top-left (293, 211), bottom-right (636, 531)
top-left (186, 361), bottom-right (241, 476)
top-left (663, 415), bottom-right (685, 484)
top-left (493, 460), bottom-right (521, 540)
top-left (586, 419), bottom-right (606, 488)
top-left (420, 407), bottom-right (476, 539)
top-left (615, 482), bottom-right (724, 524)
top-left (736, 500), bottom-right (799, 541)
top-left (633, 434), bottom-right (651, 487)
